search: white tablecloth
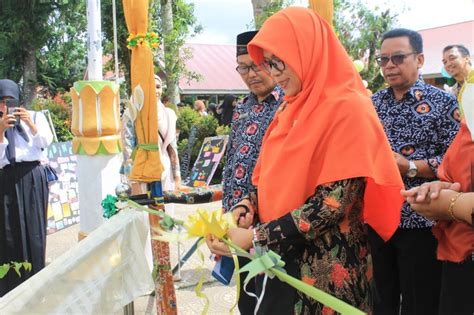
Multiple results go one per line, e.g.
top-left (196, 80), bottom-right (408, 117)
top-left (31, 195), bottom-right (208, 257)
top-left (0, 209), bottom-right (154, 314)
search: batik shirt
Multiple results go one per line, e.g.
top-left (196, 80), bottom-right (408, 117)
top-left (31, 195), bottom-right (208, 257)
top-left (222, 86), bottom-right (283, 211)
top-left (372, 78), bottom-right (460, 229)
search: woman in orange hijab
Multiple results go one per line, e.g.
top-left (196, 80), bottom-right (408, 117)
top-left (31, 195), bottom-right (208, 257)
top-left (208, 7), bottom-right (404, 314)
top-left (402, 119), bottom-right (474, 314)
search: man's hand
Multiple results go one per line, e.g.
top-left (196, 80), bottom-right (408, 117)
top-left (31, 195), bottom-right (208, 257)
top-left (393, 152), bottom-right (409, 176)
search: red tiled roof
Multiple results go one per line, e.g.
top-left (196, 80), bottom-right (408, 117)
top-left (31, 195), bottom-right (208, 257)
top-left (179, 43), bottom-right (249, 94)
top-left (419, 20), bottom-right (474, 77)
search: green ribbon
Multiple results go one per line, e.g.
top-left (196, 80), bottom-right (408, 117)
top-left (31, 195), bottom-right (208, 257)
top-left (235, 247), bottom-right (366, 315)
top-left (131, 143), bottom-right (159, 160)
top-left (239, 250), bottom-right (286, 284)
top-left (102, 194), bottom-right (118, 219)
top-left (127, 200), bottom-right (183, 230)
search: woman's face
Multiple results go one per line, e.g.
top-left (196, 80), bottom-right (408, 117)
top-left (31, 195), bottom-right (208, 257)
top-left (155, 78), bottom-right (163, 100)
top-left (262, 50), bottom-right (301, 97)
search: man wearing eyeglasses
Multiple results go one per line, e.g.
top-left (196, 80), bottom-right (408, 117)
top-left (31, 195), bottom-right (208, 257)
top-left (222, 30), bottom-right (283, 213)
top-left (218, 30), bottom-right (283, 314)
top-left (369, 28), bottom-right (460, 315)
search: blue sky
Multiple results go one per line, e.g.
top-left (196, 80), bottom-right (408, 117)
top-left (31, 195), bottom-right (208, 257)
top-left (188, 0), bottom-right (474, 45)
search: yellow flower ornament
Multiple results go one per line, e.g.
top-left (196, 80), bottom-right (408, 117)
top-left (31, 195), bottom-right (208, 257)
top-left (184, 209), bottom-right (236, 239)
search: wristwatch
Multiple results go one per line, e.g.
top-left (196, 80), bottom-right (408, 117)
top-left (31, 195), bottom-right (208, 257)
top-left (406, 160), bottom-right (418, 178)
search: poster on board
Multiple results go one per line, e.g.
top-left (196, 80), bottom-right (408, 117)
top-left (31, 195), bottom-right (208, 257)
top-left (46, 141), bottom-right (80, 234)
top-left (183, 135), bottom-right (228, 187)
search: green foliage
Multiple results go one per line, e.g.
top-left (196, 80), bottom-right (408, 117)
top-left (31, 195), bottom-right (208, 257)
top-left (153, 0), bottom-right (203, 101)
top-left (0, 261), bottom-right (32, 279)
top-left (32, 94), bottom-right (73, 142)
top-left (216, 124), bottom-right (231, 136)
top-left (38, 2), bottom-right (87, 95)
top-left (0, 1), bottom-right (87, 96)
top-left (176, 107), bottom-right (221, 180)
top-left (334, 0), bottom-right (399, 92)
top-left (101, 0), bottom-right (136, 95)
top-left (101, 0), bottom-right (202, 99)
top-left (250, 0), bottom-right (294, 29)
top-left (176, 106), bottom-right (200, 141)
top-left (248, 0), bottom-right (398, 92)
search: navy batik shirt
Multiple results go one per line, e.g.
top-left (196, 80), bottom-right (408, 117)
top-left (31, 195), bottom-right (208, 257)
top-left (372, 78), bottom-right (460, 229)
top-left (222, 86), bottom-right (284, 212)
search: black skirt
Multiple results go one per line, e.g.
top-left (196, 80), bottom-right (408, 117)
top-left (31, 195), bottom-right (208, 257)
top-left (0, 161), bottom-right (49, 297)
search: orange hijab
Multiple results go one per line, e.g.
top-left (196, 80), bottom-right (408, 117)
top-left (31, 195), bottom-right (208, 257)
top-left (433, 120), bottom-right (474, 262)
top-left (248, 7), bottom-right (404, 241)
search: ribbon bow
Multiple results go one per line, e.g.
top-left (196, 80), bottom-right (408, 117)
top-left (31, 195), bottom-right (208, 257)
top-left (239, 250), bottom-right (286, 284)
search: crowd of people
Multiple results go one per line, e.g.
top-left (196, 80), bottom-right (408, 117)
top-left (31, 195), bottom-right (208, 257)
top-left (206, 7), bottom-right (471, 315)
top-left (0, 5), bottom-right (472, 315)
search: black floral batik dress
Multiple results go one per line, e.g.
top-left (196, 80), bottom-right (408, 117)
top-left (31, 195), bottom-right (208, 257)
top-left (250, 178), bottom-right (372, 315)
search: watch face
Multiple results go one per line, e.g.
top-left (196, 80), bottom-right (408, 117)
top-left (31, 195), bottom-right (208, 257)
top-left (407, 169), bottom-right (417, 178)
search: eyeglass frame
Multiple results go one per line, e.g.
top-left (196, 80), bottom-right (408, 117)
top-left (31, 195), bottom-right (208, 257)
top-left (375, 52), bottom-right (419, 67)
top-left (261, 58), bottom-right (286, 73)
top-left (235, 63), bottom-right (263, 75)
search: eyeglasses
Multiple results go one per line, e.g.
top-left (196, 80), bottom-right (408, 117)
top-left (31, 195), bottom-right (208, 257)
top-left (261, 58), bottom-right (286, 72)
top-left (235, 63), bottom-right (262, 75)
top-left (375, 52), bottom-right (418, 67)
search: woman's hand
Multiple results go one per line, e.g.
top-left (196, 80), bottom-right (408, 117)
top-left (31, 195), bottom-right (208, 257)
top-left (401, 181), bottom-right (461, 203)
top-left (232, 199), bottom-right (255, 229)
top-left (206, 234), bottom-right (232, 257)
top-left (402, 182), bottom-right (463, 221)
top-left (226, 227), bottom-right (253, 251)
top-left (0, 113), bottom-right (15, 135)
top-left (205, 227), bottom-right (254, 256)
top-left (174, 176), bottom-right (182, 190)
top-left (13, 108), bottom-right (37, 134)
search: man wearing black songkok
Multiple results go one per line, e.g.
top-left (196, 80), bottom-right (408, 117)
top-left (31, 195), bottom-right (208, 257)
top-left (207, 31), bottom-right (291, 314)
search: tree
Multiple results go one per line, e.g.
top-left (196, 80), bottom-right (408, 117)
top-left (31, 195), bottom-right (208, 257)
top-left (0, 0), bottom-right (85, 105)
top-left (38, 2), bottom-right (87, 95)
top-left (249, 0), bottom-right (398, 92)
top-left (101, 0), bottom-right (202, 101)
top-left (154, 0), bottom-right (202, 104)
top-left (334, 0), bottom-right (399, 92)
top-left (250, 0), bottom-right (293, 29)
top-left (101, 0), bottom-right (140, 95)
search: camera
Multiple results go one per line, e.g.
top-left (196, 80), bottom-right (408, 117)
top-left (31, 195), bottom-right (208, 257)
top-left (6, 99), bottom-right (20, 126)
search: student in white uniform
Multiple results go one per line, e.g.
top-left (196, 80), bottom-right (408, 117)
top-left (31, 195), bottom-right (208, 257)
top-left (0, 79), bottom-right (53, 296)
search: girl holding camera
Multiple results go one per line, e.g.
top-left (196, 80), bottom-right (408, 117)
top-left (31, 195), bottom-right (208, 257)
top-left (0, 79), bottom-right (53, 297)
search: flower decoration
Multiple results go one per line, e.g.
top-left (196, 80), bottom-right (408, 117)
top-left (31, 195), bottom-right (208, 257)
top-left (184, 209), bottom-right (236, 239)
top-left (100, 194), bottom-right (366, 314)
top-left (127, 32), bottom-right (160, 49)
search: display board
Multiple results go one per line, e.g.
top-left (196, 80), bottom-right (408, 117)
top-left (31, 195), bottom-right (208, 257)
top-left (183, 135), bottom-right (228, 187)
top-left (46, 141), bottom-right (80, 234)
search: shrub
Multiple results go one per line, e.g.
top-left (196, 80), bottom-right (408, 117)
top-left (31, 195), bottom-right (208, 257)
top-left (31, 93), bottom-right (73, 142)
top-left (177, 107), bottom-right (224, 183)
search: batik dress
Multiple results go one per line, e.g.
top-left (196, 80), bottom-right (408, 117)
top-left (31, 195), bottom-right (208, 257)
top-left (251, 178), bottom-right (372, 314)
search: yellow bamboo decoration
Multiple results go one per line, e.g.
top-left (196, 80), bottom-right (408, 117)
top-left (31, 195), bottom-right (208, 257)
top-left (70, 81), bottom-right (122, 155)
top-left (309, 0), bottom-right (334, 26)
top-left (122, 0), bottom-right (163, 183)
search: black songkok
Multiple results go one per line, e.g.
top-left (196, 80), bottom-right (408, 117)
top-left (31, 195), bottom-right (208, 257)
top-left (236, 31), bottom-right (258, 57)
